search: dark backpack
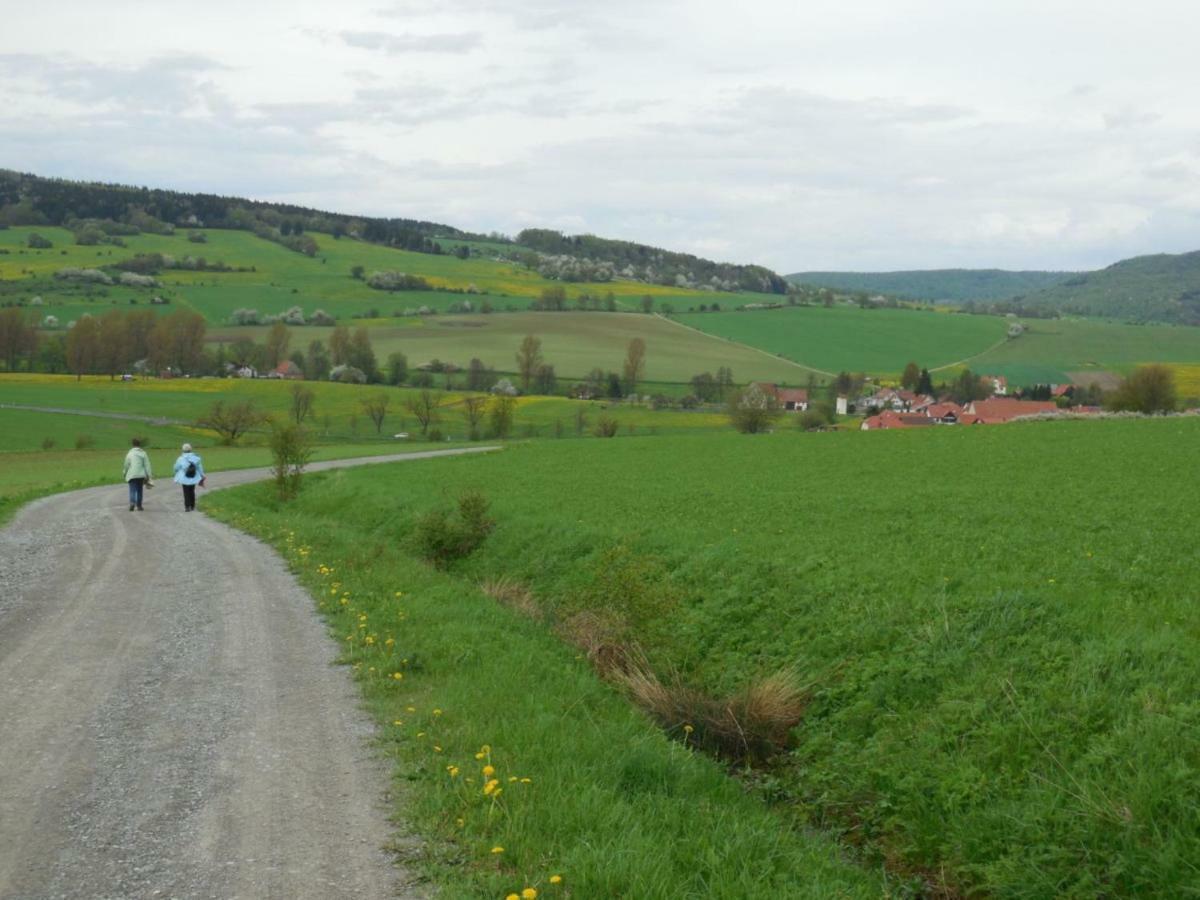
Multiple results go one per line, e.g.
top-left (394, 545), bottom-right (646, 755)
top-left (185, 461), bottom-right (197, 479)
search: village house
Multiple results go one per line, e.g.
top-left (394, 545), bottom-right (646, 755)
top-left (269, 360), bottom-right (304, 380)
top-left (752, 383), bottom-right (810, 411)
top-left (981, 374), bottom-right (1008, 395)
top-left (861, 410), bottom-right (939, 430)
top-left (965, 397), bottom-right (1059, 423)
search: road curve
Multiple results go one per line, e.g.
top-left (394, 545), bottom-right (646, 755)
top-left (0, 448), bottom-right (496, 899)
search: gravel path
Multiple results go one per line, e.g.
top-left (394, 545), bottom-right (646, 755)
top-left (0, 448), bottom-right (497, 899)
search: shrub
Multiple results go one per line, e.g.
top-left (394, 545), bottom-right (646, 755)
top-left (797, 407), bottom-right (832, 431)
top-left (28, 233), bottom-right (52, 249)
top-left (1107, 364), bottom-right (1177, 414)
top-left (41, 437), bottom-right (55, 450)
top-left (366, 270), bottom-right (431, 291)
top-left (728, 383), bottom-right (781, 433)
top-left (268, 422), bottom-right (313, 501)
top-left (197, 400), bottom-right (267, 445)
top-left (593, 415), bottom-right (619, 437)
top-left (74, 434), bottom-right (95, 450)
top-left (329, 364), bottom-right (367, 384)
top-left (411, 490), bottom-right (495, 568)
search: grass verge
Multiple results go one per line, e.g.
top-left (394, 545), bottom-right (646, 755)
top-left (204, 464), bottom-right (883, 898)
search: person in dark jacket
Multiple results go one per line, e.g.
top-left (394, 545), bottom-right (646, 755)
top-left (172, 443), bottom-right (205, 512)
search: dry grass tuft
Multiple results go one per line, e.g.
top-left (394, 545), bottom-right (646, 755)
top-left (555, 610), bottom-right (634, 676)
top-left (479, 575), bottom-right (543, 620)
top-left (612, 657), bottom-right (807, 765)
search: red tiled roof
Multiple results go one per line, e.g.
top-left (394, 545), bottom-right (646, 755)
top-left (775, 388), bottom-right (809, 403)
top-left (863, 410), bottom-right (937, 429)
top-left (925, 402), bottom-right (963, 418)
top-left (968, 398), bottom-right (1058, 422)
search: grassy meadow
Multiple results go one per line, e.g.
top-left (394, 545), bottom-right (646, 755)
top-left (673, 306), bottom-right (1007, 375)
top-left (0, 225), bottom-right (723, 325)
top-left (210, 311), bottom-right (813, 383)
top-left (0, 373), bottom-right (731, 521)
top-left (207, 419), bottom-right (1200, 897)
top-left (676, 305), bottom-right (1200, 384)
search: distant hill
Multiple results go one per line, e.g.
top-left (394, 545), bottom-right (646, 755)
top-left (0, 170), bottom-right (786, 295)
top-left (517, 229), bottom-right (787, 295)
top-left (1020, 251), bottom-right (1200, 325)
top-left (786, 269), bottom-right (1077, 302)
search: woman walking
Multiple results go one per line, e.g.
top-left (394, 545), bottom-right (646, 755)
top-left (122, 438), bottom-right (152, 511)
top-left (173, 443), bottom-right (205, 512)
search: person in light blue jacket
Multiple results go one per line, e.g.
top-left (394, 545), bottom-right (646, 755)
top-left (172, 443), bottom-right (205, 512)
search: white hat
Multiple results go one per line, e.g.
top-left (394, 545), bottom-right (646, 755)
top-left (181, 443), bottom-right (193, 452)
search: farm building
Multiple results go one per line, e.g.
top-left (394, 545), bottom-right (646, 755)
top-left (269, 360), bottom-right (304, 380)
top-left (965, 398), bottom-right (1059, 423)
top-left (752, 383), bottom-right (810, 411)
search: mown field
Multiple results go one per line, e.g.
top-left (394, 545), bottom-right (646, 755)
top-left (210, 311), bottom-right (812, 383)
top-left (672, 306), bottom-right (1007, 375)
top-left (676, 306), bottom-right (1200, 384)
top-left (208, 419), bottom-right (1200, 897)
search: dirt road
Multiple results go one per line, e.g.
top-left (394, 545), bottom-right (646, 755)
top-left (0, 448), bottom-right (496, 899)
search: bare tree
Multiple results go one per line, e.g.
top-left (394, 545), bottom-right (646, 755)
top-left (197, 400), bottom-right (268, 445)
top-left (362, 393), bottom-right (390, 434)
top-left (622, 338), bottom-right (646, 394)
top-left (404, 390), bottom-right (441, 435)
top-left (461, 395), bottom-right (488, 440)
top-left (289, 383), bottom-right (315, 424)
top-left (515, 334), bottom-right (543, 392)
top-left (65, 315), bottom-right (100, 380)
top-left (264, 321), bottom-right (290, 369)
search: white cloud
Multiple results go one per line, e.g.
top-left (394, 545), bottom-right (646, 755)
top-left (1, 0), bottom-right (1199, 272)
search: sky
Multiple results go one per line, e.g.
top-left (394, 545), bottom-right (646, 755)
top-left (1, 0), bottom-right (1198, 273)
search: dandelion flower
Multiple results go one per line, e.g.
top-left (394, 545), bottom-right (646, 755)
top-left (549, 875), bottom-right (562, 885)
top-left (432, 708), bottom-right (442, 716)
top-left (522, 889), bottom-right (538, 899)
top-left (507, 895), bottom-right (519, 900)
top-left (482, 765), bottom-right (495, 777)
top-left (491, 845), bottom-right (504, 854)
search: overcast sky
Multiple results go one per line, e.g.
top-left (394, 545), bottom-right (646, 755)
top-left (2, 0), bottom-right (1198, 272)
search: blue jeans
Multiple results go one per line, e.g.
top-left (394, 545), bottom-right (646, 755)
top-left (128, 478), bottom-right (144, 508)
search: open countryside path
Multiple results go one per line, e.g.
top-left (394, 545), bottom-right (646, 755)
top-left (0, 447), bottom-right (497, 900)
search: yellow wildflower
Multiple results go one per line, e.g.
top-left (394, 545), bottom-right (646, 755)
top-left (483, 779), bottom-right (500, 795)
top-left (549, 875), bottom-right (562, 884)
top-left (482, 765), bottom-right (495, 777)
top-left (522, 889), bottom-right (538, 899)
top-left (491, 845), bottom-right (504, 854)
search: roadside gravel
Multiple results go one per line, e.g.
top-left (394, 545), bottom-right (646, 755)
top-left (0, 448), bottom-right (496, 899)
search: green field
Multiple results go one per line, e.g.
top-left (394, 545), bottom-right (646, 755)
top-left (211, 312), bottom-right (813, 383)
top-left (0, 225), bottom-right (728, 326)
top-left (207, 419), bottom-right (1200, 896)
top-left (673, 306), bottom-right (1007, 375)
top-left (0, 375), bottom-right (730, 439)
top-left (676, 306), bottom-right (1200, 383)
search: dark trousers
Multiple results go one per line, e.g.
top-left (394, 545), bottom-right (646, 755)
top-left (182, 484), bottom-right (196, 510)
top-left (128, 478), bottom-right (144, 508)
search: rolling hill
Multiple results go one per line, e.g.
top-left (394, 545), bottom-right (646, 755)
top-left (786, 269), bottom-right (1077, 302)
top-left (1020, 250), bottom-right (1200, 324)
